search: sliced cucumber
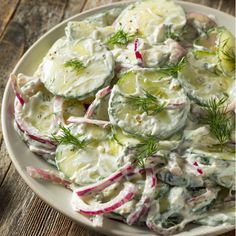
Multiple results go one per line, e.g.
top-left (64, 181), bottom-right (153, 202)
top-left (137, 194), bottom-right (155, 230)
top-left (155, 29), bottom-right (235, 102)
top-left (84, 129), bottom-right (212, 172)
top-left (63, 99), bottom-right (86, 122)
top-left (56, 136), bottom-right (124, 185)
top-left (36, 37), bottom-right (114, 99)
top-left (108, 69), bottom-right (190, 139)
top-left (217, 29), bottom-right (235, 75)
top-left (194, 28), bottom-right (219, 51)
top-left (178, 53), bottom-right (234, 103)
top-left (18, 89), bottom-right (58, 136)
top-left (193, 27), bottom-right (235, 76)
top-left (186, 149), bottom-right (235, 162)
top-left (65, 21), bottom-right (115, 42)
top-left (113, 0), bottom-right (186, 44)
top-left (113, 128), bottom-right (141, 146)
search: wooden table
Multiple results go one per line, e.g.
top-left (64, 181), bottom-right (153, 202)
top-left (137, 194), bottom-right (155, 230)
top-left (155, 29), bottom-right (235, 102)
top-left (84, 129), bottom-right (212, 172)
top-left (0, 0), bottom-right (235, 235)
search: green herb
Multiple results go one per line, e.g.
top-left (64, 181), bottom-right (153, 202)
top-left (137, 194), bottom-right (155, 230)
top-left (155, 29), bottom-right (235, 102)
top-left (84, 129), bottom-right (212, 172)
top-left (64, 59), bottom-right (85, 74)
top-left (127, 90), bottom-right (167, 115)
top-left (51, 124), bottom-right (87, 148)
top-left (157, 57), bottom-right (186, 78)
top-left (132, 138), bottom-right (159, 167)
top-left (107, 30), bottom-right (137, 46)
top-left (197, 96), bottom-right (233, 145)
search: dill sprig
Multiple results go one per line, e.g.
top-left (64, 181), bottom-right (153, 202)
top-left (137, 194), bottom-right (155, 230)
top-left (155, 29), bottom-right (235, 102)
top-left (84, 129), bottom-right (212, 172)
top-left (126, 90), bottom-right (167, 115)
top-left (51, 124), bottom-right (87, 148)
top-left (107, 29), bottom-right (137, 46)
top-left (197, 96), bottom-right (233, 145)
top-left (157, 57), bottom-right (186, 78)
top-left (132, 138), bottom-right (159, 167)
top-left (64, 59), bottom-right (85, 74)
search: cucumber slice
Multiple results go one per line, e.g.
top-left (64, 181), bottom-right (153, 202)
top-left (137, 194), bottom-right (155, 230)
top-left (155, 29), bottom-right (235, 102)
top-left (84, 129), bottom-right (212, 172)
top-left (193, 27), bottom-right (235, 76)
top-left (62, 99), bottom-right (85, 122)
top-left (65, 21), bottom-right (115, 42)
top-left (178, 53), bottom-right (234, 103)
top-left (187, 149), bottom-right (235, 162)
top-left (194, 28), bottom-right (219, 51)
top-left (113, 0), bottom-right (186, 44)
top-left (55, 136), bottom-right (124, 185)
top-left (16, 89), bottom-right (58, 137)
top-left (36, 37), bottom-right (114, 99)
top-left (109, 69), bottom-right (190, 139)
top-left (113, 128), bottom-right (141, 146)
top-left (217, 29), bottom-right (235, 75)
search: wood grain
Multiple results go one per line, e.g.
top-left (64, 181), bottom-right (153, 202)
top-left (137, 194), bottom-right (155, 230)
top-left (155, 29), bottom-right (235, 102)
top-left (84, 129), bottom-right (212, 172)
top-left (0, 0), bottom-right (19, 39)
top-left (0, 0), bottom-right (235, 236)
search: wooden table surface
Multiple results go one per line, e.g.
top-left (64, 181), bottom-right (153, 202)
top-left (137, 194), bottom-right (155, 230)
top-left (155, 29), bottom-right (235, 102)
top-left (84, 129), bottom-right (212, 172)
top-left (0, 0), bottom-right (235, 235)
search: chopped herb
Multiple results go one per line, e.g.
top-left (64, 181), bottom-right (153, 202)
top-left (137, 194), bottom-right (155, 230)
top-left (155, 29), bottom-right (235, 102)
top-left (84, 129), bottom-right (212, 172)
top-left (197, 96), bottom-right (233, 145)
top-left (157, 57), bottom-right (186, 77)
top-left (64, 59), bottom-right (85, 74)
top-left (107, 29), bottom-right (137, 46)
top-left (132, 138), bottom-right (159, 167)
top-left (51, 124), bottom-right (87, 148)
top-left (126, 90), bottom-right (167, 115)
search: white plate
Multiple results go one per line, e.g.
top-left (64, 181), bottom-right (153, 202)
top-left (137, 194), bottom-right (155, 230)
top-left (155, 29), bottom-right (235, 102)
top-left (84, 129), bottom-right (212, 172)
top-left (2, 1), bottom-right (235, 235)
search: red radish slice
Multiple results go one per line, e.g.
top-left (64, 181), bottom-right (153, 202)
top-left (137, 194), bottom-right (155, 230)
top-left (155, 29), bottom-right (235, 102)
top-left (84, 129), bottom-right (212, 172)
top-left (72, 183), bottom-right (136, 215)
top-left (134, 39), bottom-right (143, 65)
top-left (85, 86), bottom-right (111, 119)
top-left (67, 116), bottom-right (111, 128)
top-left (126, 168), bottom-right (157, 225)
top-left (11, 74), bottom-right (26, 105)
top-left (15, 119), bottom-right (56, 147)
top-left (75, 163), bottom-right (134, 196)
top-left (26, 166), bottom-right (71, 188)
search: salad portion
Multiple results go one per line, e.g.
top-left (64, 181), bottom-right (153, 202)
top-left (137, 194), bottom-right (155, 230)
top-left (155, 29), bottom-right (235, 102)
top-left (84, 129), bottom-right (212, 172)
top-left (11, 0), bottom-right (235, 234)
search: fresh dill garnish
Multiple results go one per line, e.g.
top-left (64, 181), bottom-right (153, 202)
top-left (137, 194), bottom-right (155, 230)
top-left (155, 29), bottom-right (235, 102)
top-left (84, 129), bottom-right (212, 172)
top-left (107, 29), bottom-right (137, 46)
top-left (220, 38), bottom-right (235, 64)
top-left (126, 90), bottom-right (167, 115)
top-left (197, 96), bottom-right (233, 145)
top-left (64, 59), bottom-right (85, 74)
top-left (132, 138), bottom-right (159, 167)
top-left (51, 124), bottom-right (87, 148)
top-left (157, 57), bottom-right (186, 78)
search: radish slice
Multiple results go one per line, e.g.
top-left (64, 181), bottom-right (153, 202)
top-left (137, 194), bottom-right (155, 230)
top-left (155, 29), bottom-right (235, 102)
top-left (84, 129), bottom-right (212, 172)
top-left (15, 119), bottom-right (56, 148)
top-left (75, 163), bottom-right (134, 196)
top-left (10, 74), bottom-right (26, 105)
top-left (126, 168), bottom-right (157, 225)
top-left (67, 116), bottom-right (111, 128)
top-left (26, 166), bottom-right (71, 188)
top-left (134, 39), bottom-right (144, 65)
top-left (72, 183), bottom-right (136, 215)
top-left (85, 86), bottom-right (111, 119)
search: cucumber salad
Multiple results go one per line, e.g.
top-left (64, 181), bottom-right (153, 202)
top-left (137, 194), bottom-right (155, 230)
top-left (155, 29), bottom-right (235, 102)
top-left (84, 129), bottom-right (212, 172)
top-left (12, 0), bottom-right (235, 234)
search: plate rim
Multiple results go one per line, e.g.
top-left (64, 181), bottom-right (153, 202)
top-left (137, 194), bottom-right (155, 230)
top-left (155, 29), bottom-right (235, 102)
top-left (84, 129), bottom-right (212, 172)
top-left (1, 1), bottom-right (235, 236)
